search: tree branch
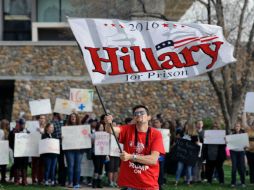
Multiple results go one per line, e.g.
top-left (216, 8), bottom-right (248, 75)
top-left (137, 0), bottom-right (147, 14)
top-left (196, 0), bottom-right (208, 7)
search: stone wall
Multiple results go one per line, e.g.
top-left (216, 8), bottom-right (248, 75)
top-left (1, 45), bottom-right (253, 124)
top-left (12, 79), bottom-right (223, 123)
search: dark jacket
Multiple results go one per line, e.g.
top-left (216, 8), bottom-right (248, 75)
top-left (203, 144), bottom-right (226, 161)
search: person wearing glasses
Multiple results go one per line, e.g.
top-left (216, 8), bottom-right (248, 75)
top-left (104, 105), bottom-right (165, 190)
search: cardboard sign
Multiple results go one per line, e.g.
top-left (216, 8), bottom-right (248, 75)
top-left (226, 133), bottom-right (249, 150)
top-left (10, 122), bottom-right (16, 131)
top-left (70, 89), bottom-right (93, 112)
top-left (39, 138), bottom-right (60, 154)
top-left (26, 121), bottom-right (40, 133)
top-left (0, 140), bottom-right (9, 165)
top-left (54, 98), bottom-right (76, 115)
top-left (158, 129), bottom-right (170, 153)
top-left (14, 133), bottom-right (40, 157)
top-left (94, 132), bottom-right (110, 155)
top-left (204, 130), bottom-right (226, 144)
top-left (81, 153), bottom-right (94, 177)
top-left (244, 92), bottom-right (254, 113)
top-left (29, 99), bottom-right (52, 116)
top-left (62, 125), bottom-right (92, 150)
top-left (109, 134), bottom-right (123, 157)
top-left (68, 18), bottom-right (236, 85)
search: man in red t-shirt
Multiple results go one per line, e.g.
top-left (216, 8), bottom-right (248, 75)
top-left (105, 105), bottom-right (165, 190)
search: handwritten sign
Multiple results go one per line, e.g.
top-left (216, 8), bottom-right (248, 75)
top-left (0, 140), bottom-right (9, 165)
top-left (54, 98), bottom-right (76, 115)
top-left (14, 133), bottom-right (40, 157)
top-left (226, 133), bottom-right (249, 150)
top-left (81, 153), bottom-right (94, 177)
top-left (204, 130), bottom-right (226, 144)
top-left (70, 89), bottom-right (93, 112)
top-left (29, 99), bottom-right (52, 116)
top-left (39, 139), bottom-right (60, 154)
top-left (62, 125), bottom-right (91, 150)
top-left (109, 134), bottom-right (123, 157)
top-left (158, 129), bottom-right (170, 153)
top-left (244, 92), bottom-right (254, 113)
top-left (94, 132), bottom-right (110, 155)
top-left (26, 121), bottom-right (40, 133)
top-left (10, 122), bottom-right (16, 131)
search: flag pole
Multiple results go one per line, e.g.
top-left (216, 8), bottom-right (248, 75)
top-left (94, 86), bottom-right (122, 153)
top-left (76, 41), bottom-right (122, 153)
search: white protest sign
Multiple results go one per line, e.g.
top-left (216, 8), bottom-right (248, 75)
top-left (81, 153), bottom-right (94, 177)
top-left (109, 134), bottom-right (123, 157)
top-left (54, 98), bottom-right (76, 115)
top-left (69, 89), bottom-right (93, 112)
top-left (26, 121), bottom-right (40, 133)
top-left (14, 133), bottom-right (40, 157)
top-left (94, 132), bottom-right (110, 155)
top-left (62, 125), bottom-right (91, 150)
top-left (226, 133), bottom-right (249, 150)
top-left (0, 140), bottom-right (9, 165)
top-left (10, 122), bottom-right (16, 131)
top-left (204, 130), bottom-right (226, 144)
top-left (158, 129), bottom-right (170, 153)
top-left (68, 18), bottom-right (236, 85)
top-left (39, 139), bottom-right (60, 154)
top-left (244, 92), bottom-right (254, 113)
top-left (29, 99), bottom-right (52, 116)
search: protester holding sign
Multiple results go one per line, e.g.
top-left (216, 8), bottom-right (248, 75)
top-left (9, 118), bottom-right (29, 186)
top-left (65, 112), bottom-right (84, 188)
top-left (203, 122), bottom-right (226, 184)
top-left (175, 121), bottom-right (199, 186)
top-left (152, 118), bottom-right (166, 190)
top-left (104, 105), bottom-right (165, 190)
top-left (228, 122), bottom-right (246, 187)
top-left (92, 120), bottom-right (106, 188)
top-left (242, 112), bottom-right (254, 184)
top-left (51, 113), bottom-right (66, 186)
top-left (41, 123), bottom-right (58, 186)
top-left (32, 115), bottom-right (46, 185)
top-left (0, 119), bottom-right (10, 183)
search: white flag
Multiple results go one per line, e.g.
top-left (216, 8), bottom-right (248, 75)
top-left (68, 18), bottom-right (236, 85)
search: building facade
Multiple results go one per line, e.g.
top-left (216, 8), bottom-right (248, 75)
top-left (0, 0), bottom-right (244, 124)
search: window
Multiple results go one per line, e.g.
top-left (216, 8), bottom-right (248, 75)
top-left (3, 0), bottom-right (32, 40)
top-left (37, 0), bottom-right (86, 22)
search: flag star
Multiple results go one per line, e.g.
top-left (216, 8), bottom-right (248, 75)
top-left (111, 24), bottom-right (116, 27)
top-left (162, 23), bottom-right (169, 27)
top-left (173, 24), bottom-right (177, 27)
top-left (104, 24), bottom-right (108, 26)
top-left (119, 24), bottom-right (124, 28)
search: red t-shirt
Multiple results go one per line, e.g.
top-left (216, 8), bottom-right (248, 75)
top-left (118, 124), bottom-right (165, 190)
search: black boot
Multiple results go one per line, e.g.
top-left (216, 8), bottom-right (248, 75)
top-left (97, 178), bottom-right (103, 188)
top-left (92, 178), bottom-right (97, 188)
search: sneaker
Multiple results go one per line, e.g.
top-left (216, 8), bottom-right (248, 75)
top-left (51, 181), bottom-right (55, 186)
top-left (175, 181), bottom-right (178, 186)
top-left (114, 182), bottom-right (118, 187)
top-left (109, 181), bottom-right (114, 187)
top-left (45, 181), bottom-right (49, 186)
top-left (231, 184), bottom-right (235, 188)
top-left (73, 184), bottom-right (80, 188)
top-left (241, 184), bottom-right (246, 188)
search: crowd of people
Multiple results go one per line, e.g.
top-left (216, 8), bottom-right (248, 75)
top-left (0, 105), bottom-right (254, 189)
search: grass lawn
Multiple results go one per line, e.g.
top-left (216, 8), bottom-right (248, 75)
top-left (0, 164), bottom-right (253, 189)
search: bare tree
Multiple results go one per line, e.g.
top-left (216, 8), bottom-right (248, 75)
top-left (131, 0), bottom-right (254, 133)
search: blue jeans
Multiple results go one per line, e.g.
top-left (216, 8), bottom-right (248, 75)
top-left (230, 150), bottom-right (245, 185)
top-left (65, 150), bottom-right (84, 186)
top-left (176, 161), bottom-right (192, 183)
top-left (44, 154), bottom-right (57, 182)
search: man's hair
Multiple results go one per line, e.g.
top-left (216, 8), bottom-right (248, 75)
top-left (132, 105), bottom-right (150, 115)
